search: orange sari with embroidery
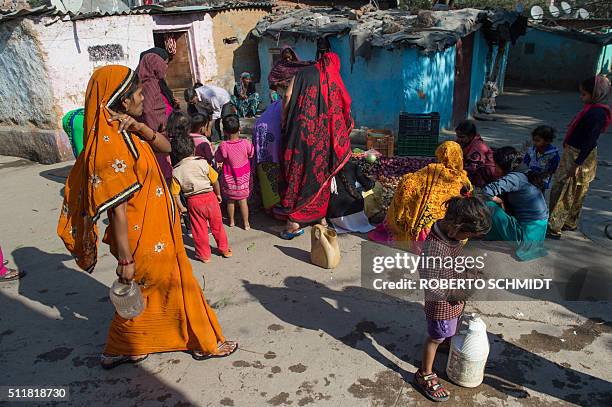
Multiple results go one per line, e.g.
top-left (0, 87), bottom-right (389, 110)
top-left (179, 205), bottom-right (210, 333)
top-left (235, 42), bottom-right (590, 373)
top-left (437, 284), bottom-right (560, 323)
top-left (58, 65), bottom-right (225, 355)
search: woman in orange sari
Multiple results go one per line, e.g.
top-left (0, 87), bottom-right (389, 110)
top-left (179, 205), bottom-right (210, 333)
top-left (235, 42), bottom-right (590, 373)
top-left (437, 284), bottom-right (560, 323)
top-left (58, 65), bottom-right (237, 369)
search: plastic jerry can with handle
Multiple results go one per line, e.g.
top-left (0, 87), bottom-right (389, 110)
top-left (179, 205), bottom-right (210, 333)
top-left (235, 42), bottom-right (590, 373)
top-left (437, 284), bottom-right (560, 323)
top-left (310, 224), bottom-right (341, 269)
top-left (446, 314), bottom-right (489, 387)
top-left (109, 279), bottom-right (145, 319)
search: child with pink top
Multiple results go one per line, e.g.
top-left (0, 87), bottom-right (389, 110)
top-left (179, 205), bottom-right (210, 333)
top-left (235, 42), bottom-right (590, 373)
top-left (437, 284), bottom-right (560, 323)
top-left (189, 111), bottom-right (215, 165)
top-left (215, 115), bottom-right (254, 229)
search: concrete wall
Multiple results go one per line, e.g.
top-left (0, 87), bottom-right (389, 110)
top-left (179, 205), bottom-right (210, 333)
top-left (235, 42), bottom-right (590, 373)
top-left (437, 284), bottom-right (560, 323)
top-left (211, 8), bottom-right (269, 91)
top-left (259, 35), bottom-right (461, 131)
top-left (506, 27), bottom-right (601, 90)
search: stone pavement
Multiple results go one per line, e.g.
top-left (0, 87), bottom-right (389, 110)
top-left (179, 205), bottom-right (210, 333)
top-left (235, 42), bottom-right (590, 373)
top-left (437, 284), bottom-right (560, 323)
top-left (0, 89), bottom-right (610, 406)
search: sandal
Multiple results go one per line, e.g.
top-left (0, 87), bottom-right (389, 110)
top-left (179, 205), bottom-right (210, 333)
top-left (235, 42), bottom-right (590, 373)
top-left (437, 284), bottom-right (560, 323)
top-left (192, 341), bottom-right (238, 361)
top-left (1, 269), bottom-right (25, 282)
top-left (221, 248), bottom-right (233, 258)
top-left (413, 370), bottom-right (450, 402)
top-left (280, 229), bottom-right (304, 240)
top-left (562, 225), bottom-right (577, 232)
top-left (100, 354), bottom-right (148, 370)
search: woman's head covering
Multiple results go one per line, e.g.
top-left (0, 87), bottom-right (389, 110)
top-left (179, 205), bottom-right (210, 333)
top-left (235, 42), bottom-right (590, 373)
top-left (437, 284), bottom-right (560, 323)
top-left (58, 65), bottom-right (143, 272)
top-left (241, 72), bottom-right (251, 80)
top-left (268, 46), bottom-right (315, 88)
top-left (138, 48), bottom-right (177, 112)
top-left (385, 140), bottom-right (471, 243)
top-left (139, 47), bottom-right (169, 62)
top-left (435, 141), bottom-right (465, 172)
top-left (137, 53), bottom-right (169, 131)
top-left (591, 75), bottom-right (611, 105)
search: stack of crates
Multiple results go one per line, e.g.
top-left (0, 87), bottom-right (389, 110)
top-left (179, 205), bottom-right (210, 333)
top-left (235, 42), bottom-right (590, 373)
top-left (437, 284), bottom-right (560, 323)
top-left (396, 112), bottom-right (440, 157)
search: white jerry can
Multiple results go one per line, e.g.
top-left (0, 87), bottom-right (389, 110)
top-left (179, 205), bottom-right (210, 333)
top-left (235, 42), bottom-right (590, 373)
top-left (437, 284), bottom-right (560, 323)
top-left (446, 314), bottom-right (489, 387)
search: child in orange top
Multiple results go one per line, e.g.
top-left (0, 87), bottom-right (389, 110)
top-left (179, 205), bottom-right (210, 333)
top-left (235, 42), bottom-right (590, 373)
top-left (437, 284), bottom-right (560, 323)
top-left (170, 135), bottom-right (231, 263)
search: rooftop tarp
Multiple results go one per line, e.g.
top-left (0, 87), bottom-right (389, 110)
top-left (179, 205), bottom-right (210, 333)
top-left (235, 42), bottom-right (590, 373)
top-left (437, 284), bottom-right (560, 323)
top-left (253, 7), bottom-right (525, 53)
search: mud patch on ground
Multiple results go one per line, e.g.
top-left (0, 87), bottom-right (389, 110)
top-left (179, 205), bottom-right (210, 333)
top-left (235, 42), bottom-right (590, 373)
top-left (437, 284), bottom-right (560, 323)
top-left (264, 351), bottom-right (277, 359)
top-left (0, 329), bottom-right (14, 344)
top-left (516, 318), bottom-right (611, 353)
top-left (220, 398), bottom-right (234, 406)
top-left (232, 360), bottom-right (251, 368)
top-left (72, 356), bottom-right (99, 368)
top-left (157, 393), bottom-right (172, 402)
top-left (347, 370), bottom-right (404, 405)
top-left (268, 392), bottom-right (292, 405)
top-left (36, 347), bottom-right (73, 363)
top-left (268, 324), bottom-right (284, 331)
top-left (297, 396), bottom-right (314, 406)
top-left (289, 363), bottom-right (307, 373)
top-left (271, 366), bottom-right (281, 374)
top-left (98, 296), bottom-right (110, 303)
top-left (340, 321), bottom-right (390, 347)
top-left (252, 360), bottom-right (265, 369)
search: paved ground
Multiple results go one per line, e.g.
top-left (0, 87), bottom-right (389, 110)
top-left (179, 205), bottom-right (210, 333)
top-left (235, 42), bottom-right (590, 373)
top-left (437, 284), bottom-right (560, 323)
top-left (0, 89), bottom-right (610, 407)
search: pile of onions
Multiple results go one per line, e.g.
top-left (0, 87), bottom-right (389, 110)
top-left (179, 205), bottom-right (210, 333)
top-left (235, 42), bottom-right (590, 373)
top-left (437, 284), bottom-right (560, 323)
top-left (357, 156), bottom-right (434, 211)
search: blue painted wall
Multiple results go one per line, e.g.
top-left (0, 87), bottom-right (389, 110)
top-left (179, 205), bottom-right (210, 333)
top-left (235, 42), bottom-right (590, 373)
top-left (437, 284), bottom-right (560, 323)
top-left (469, 30), bottom-right (489, 116)
top-left (507, 27), bottom-right (602, 90)
top-left (258, 30), bottom-right (497, 131)
top-left (596, 29), bottom-right (612, 75)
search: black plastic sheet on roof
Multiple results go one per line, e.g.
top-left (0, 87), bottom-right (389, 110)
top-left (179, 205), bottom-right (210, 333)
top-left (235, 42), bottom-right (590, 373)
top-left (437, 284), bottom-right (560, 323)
top-left (253, 7), bottom-right (525, 53)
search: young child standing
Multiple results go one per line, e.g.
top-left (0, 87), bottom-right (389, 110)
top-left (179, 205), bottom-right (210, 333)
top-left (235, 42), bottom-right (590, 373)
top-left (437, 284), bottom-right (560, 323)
top-left (170, 135), bottom-right (232, 263)
top-left (215, 114), bottom-right (254, 230)
top-left (189, 112), bottom-right (215, 165)
top-left (415, 195), bottom-right (491, 402)
top-left (523, 126), bottom-right (560, 191)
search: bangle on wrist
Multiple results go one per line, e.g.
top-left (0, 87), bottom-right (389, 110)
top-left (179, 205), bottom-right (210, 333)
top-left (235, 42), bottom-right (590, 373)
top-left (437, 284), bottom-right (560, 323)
top-left (118, 259), bottom-right (134, 266)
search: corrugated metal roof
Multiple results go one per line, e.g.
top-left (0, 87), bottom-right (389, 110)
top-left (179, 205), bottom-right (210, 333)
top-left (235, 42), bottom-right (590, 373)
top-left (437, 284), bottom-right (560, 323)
top-left (0, 1), bottom-right (272, 23)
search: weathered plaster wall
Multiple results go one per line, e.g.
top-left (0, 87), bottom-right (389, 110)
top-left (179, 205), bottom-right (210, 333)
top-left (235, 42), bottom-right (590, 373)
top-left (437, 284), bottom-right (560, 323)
top-left (0, 19), bottom-right (56, 128)
top-left (211, 8), bottom-right (268, 91)
top-left (31, 14), bottom-right (155, 124)
top-left (259, 35), bottom-right (458, 131)
top-left (506, 28), bottom-right (601, 90)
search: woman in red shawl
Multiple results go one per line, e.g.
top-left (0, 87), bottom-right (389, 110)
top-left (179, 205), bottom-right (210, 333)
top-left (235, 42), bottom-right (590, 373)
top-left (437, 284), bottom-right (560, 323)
top-left (137, 52), bottom-right (173, 183)
top-left (279, 39), bottom-right (353, 239)
top-left (268, 46), bottom-right (314, 102)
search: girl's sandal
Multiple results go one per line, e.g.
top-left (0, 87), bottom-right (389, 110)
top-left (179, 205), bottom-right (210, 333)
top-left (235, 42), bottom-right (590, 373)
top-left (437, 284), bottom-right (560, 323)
top-left (100, 354), bottom-right (149, 370)
top-left (1, 269), bottom-right (25, 282)
top-left (413, 370), bottom-right (450, 402)
top-left (192, 341), bottom-right (238, 361)
top-left (222, 249), bottom-right (233, 258)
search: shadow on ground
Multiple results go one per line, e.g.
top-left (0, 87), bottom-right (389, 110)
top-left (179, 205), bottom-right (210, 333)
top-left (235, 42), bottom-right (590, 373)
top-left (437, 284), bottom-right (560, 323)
top-left (1, 247), bottom-right (192, 404)
top-left (244, 277), bottom-right (612, 406)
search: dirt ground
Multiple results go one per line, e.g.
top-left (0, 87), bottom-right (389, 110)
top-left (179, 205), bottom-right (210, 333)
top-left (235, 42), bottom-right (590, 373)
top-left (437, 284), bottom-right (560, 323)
top-left (0, 89), bottom-right (610, 406)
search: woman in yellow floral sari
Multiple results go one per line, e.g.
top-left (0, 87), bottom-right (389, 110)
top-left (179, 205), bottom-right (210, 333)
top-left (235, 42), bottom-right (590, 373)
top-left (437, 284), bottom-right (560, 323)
top-left (58, 65), bottom-right (237, 369)
top-left (368, 141), bottom-right (472, 252)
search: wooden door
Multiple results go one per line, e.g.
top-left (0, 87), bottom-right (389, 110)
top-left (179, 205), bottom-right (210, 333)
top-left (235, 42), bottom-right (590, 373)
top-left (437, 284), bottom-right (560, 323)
top-left (159, 32), bottom-right (193, 90)
top-left (452, 33), bottom-right (474, 126)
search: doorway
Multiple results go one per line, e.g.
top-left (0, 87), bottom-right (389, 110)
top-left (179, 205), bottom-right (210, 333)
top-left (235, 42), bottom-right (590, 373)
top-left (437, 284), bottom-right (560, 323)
top-left (452, 33), bottom-right (474, 126)
top-left (153, 31), bottom-right (194, 98)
